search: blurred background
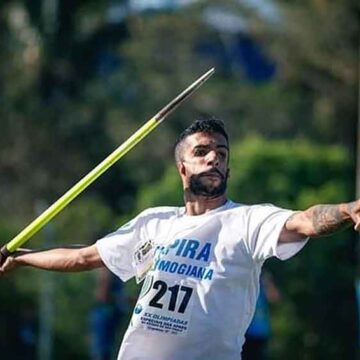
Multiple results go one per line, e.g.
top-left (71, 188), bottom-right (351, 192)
top-left (0, 0), bottom-right (359, 359)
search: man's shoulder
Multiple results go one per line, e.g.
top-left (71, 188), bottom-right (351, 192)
top-left (137, 205), bottom-right (182, 220)
top-left (224, 200), bottom-right (257, 211)
top-left (225, 201), bottom-right (285, 216)
top-left (228, 201), bottom-right (280, 210)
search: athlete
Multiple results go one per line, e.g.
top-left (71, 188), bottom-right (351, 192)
top-left (1, 118), bottom-right (359, 360)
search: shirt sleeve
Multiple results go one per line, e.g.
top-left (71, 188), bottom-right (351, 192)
top-left (96, 211), bottom-right (148, 282)
top-left (246, 204), bottom-right (308, 262)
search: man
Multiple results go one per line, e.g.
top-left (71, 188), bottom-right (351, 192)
top-left (1, 118), bottom-right (359, 360)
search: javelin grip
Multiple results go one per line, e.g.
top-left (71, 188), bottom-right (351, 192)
top-left (0, 245), bottom-right (10, 267)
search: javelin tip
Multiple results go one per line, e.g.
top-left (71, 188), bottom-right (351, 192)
top-left (201, 67), bottom-right (215, 80)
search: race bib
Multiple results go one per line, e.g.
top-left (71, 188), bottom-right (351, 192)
top-left (131, 274), bottom-right (195, 336)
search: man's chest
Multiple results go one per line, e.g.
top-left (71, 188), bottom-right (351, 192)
top-left (143, 216), bottom-right (253, 283)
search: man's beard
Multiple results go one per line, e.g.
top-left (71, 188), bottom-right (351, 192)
top-left (189, 169), bottom-right (228, 197)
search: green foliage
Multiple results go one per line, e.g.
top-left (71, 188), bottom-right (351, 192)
top-left (136, 165), bottom-right (183, 210)
top-left (227, 137), bottom-right (352, 207)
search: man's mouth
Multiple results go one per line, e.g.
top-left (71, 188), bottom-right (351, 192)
top-left (200, 169), bottom-right (224, 180)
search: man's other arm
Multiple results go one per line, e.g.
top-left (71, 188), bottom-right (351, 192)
top-left (0, 244), bottom-right (104, 275)
top-left (279, 201), bottom-right (360, 243)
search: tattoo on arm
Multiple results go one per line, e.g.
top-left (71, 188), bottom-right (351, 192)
top-left (309, 204), bottom-right (352, 236)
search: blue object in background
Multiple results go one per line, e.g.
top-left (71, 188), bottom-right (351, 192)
top-left (356, 279), bottom-right (360, 346)
top-left (232, 35), bottom-right (276, 82)
top-left (246, 279), bottom-right (271, 338)
top-left (196, 35), bottom-right (276, 82)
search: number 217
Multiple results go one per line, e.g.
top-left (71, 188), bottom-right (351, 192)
top-left (149, 280), bottom-right (193, 314)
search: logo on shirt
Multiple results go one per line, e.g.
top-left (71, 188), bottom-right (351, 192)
top-left (134, 303), bottom-right (143, 314)
top-left (134, 239), bottom-right (156, 283)
top-left (152, 238), bottom-right (214, 281)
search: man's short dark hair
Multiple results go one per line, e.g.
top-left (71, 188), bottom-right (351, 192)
top-left (174, 118), bottom-right (229, 164)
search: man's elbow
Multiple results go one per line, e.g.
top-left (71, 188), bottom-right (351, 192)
top-left (280, 213), bottom-right (313, 243)
top-left (76, 245), bottom-right (104, 271)
top-left (279, 227), bottom-right (310, 243)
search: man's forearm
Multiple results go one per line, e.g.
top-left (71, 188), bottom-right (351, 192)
top-left (286, 202), bottom-right (355, 238)
top-left (12, 245), bottom-right (103, 272)
top-left (306, 202), bottom-right (354, 236)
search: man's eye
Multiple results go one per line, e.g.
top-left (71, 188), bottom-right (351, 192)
top-left (194, 149), bottom-right (207, 156)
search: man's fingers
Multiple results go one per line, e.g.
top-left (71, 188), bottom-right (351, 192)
top-left (0, 257), bottom-right (15, 275)
top-left (355, 221), bottom-right (360, 232)
top-left (353, 213), bottom-right (360, 231)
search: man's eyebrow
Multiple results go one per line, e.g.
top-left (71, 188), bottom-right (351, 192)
top-left (193, 144), bottom-right (229, 150)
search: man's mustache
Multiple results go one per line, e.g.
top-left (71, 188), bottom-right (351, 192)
top-left (198, 168), bottom-right (225, 180)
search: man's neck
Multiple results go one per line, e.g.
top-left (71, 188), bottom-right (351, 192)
top-left (183, 194), bottom-right (228, 216)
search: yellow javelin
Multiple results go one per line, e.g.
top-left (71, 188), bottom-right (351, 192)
top-left (0, 68), bottom-right (215, 264)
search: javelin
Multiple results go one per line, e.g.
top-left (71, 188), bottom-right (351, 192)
top-left (0, 68), bottom-right (215, 265)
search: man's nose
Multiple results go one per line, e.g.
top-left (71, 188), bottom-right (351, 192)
top-left (206, 151), bottom-right (219, 166)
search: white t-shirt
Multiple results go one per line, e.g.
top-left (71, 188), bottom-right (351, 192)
top-left (96, 200), bottom-right (307, 360)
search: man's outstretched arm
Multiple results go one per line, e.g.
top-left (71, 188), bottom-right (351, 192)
top-left (0, 244), bottom-right (104, 275)
top-left (279, 201), bottom-right (360, 243)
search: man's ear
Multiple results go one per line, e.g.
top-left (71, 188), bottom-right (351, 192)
top-left (178, 161), bottom-right (186, 176)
